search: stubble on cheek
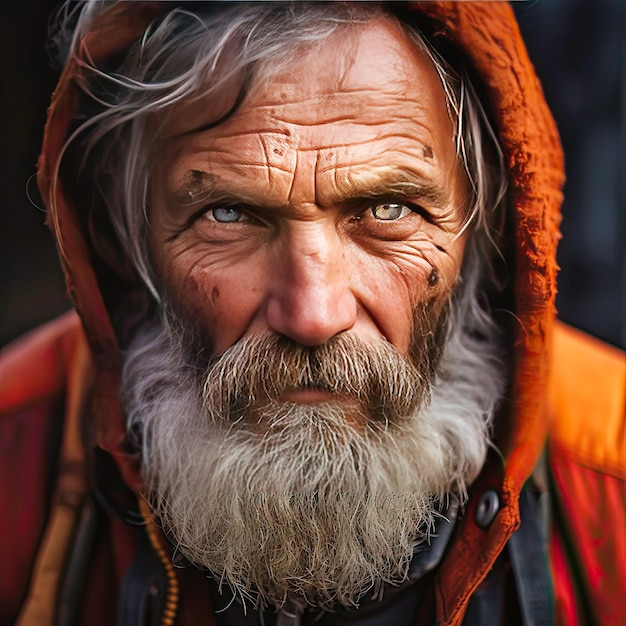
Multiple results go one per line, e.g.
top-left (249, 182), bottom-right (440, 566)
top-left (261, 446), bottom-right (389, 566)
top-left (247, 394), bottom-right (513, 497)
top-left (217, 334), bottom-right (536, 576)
top-left (408, 289), bottom-right (452, 384)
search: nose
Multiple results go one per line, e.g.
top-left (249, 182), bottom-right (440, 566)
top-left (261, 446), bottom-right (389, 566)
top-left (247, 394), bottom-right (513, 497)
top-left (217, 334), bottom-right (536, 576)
top-left (265, 225), bottom-right (357, 346)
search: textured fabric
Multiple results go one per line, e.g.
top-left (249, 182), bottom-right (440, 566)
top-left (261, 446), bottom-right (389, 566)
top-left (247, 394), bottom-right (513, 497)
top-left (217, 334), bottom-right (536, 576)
top-left (0, 313), bottom-right (85, 623)
top-left (2, 2), bottom-right (623, 625)
top-left (548, 324), bottom-right (626, 625)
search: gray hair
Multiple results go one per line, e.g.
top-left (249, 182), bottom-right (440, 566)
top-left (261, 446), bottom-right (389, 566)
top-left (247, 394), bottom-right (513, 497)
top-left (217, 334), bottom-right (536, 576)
top-left (54, 1), bottom-right (507, 333)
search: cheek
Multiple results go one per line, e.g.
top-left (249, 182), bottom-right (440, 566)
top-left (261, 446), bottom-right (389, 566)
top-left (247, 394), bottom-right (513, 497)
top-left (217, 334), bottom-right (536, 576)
top-left (352, 237), bottom-right (464, 353)
top-left (351, 250), bottom-right (431, 353)
top-left (157, 251), bottom-right (266, 353)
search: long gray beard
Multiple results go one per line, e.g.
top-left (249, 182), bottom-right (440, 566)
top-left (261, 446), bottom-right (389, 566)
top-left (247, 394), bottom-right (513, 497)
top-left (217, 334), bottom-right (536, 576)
top-left (122, 303), bottom-right (504, 611)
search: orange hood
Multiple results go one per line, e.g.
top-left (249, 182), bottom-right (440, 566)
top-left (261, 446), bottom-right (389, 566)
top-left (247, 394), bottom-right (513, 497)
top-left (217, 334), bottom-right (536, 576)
top-left (37, 2), bottom-right (564, 622)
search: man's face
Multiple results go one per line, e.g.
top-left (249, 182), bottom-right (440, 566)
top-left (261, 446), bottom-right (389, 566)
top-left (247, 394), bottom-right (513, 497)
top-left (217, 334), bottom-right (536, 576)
top-left (129, 17), bottom-right (504, 609)
top-left (149, 17), bottom-right (469, 374)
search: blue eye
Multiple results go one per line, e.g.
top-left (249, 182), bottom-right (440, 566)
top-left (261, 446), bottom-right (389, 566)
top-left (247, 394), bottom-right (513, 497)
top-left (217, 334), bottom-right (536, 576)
top-left (371, 203), bottom-right (411, 220)
top-left (208, 207), bottom-right (244, 223)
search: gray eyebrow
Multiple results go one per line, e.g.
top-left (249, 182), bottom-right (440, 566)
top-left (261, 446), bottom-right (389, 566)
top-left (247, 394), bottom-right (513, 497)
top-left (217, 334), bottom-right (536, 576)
top-left (328, 168), bottom-right (452, 209)
top-left (167, 166), bottom-right (456, 218)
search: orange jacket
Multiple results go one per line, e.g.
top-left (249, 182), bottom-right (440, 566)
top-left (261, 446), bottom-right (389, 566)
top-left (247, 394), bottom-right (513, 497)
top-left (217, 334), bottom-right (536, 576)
top-left (1, 2), bottom-right (624, 625)
top-left (547, 324), bottom-right (625, 624)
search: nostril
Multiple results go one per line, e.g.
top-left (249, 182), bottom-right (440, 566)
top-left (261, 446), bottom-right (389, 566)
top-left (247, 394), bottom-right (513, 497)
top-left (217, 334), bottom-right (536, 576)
top-left (265, 288), bottom-right (357, 347)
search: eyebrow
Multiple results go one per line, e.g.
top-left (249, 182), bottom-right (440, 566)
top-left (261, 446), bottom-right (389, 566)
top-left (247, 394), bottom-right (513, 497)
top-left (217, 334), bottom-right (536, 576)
top-left (168, 166), bottom-right (454, 215)
top-left (168, 170), bottom-right (220, 206)
top-left (327, 167), bottom-right (453, 211)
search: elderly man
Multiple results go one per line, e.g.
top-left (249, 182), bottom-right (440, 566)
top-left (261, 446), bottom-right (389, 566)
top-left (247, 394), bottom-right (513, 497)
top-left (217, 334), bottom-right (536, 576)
top-left (1, 2), bottom-right (624, 625)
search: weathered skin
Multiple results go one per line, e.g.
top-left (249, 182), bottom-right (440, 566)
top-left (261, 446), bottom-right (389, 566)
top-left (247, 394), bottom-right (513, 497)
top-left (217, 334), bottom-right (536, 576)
top-left (149, 17), bottom-right (469, 374)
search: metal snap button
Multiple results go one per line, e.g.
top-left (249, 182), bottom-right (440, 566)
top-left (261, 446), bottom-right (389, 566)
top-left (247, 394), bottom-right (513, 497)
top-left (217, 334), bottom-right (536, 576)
top-left (475, 490), bottom-right (500, 528)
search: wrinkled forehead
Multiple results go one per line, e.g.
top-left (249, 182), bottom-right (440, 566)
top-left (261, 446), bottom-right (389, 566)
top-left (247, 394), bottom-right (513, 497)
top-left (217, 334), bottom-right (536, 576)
top-left (250, 16), bottom-right (435, 103)
top-left (157, 15), bottom-right (451, 141)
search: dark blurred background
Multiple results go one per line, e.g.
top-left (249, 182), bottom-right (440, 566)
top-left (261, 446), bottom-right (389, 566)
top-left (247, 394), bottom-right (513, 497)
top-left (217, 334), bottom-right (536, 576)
top-left (1, 0), bottom-right (624, 349)
top-left (514, 0), bottom-right (625, 350)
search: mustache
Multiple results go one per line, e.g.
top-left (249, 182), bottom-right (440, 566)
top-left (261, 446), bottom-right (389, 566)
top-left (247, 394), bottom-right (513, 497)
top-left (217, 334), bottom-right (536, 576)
top-left (199, 332), bottom-right (432, 423)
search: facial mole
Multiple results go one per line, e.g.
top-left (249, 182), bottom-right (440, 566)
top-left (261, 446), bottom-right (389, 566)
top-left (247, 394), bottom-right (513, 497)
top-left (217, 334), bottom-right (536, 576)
top-left (428, 268), bottom-right (439, 287)
top-left (211, 286), bottom-right (220, 302)
top-left (422, 145), bottom-right (434, 159)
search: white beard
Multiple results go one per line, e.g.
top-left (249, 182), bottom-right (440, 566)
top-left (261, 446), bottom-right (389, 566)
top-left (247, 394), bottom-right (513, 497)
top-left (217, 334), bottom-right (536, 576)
top-left (122, 305), bottom-right (504, 611)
